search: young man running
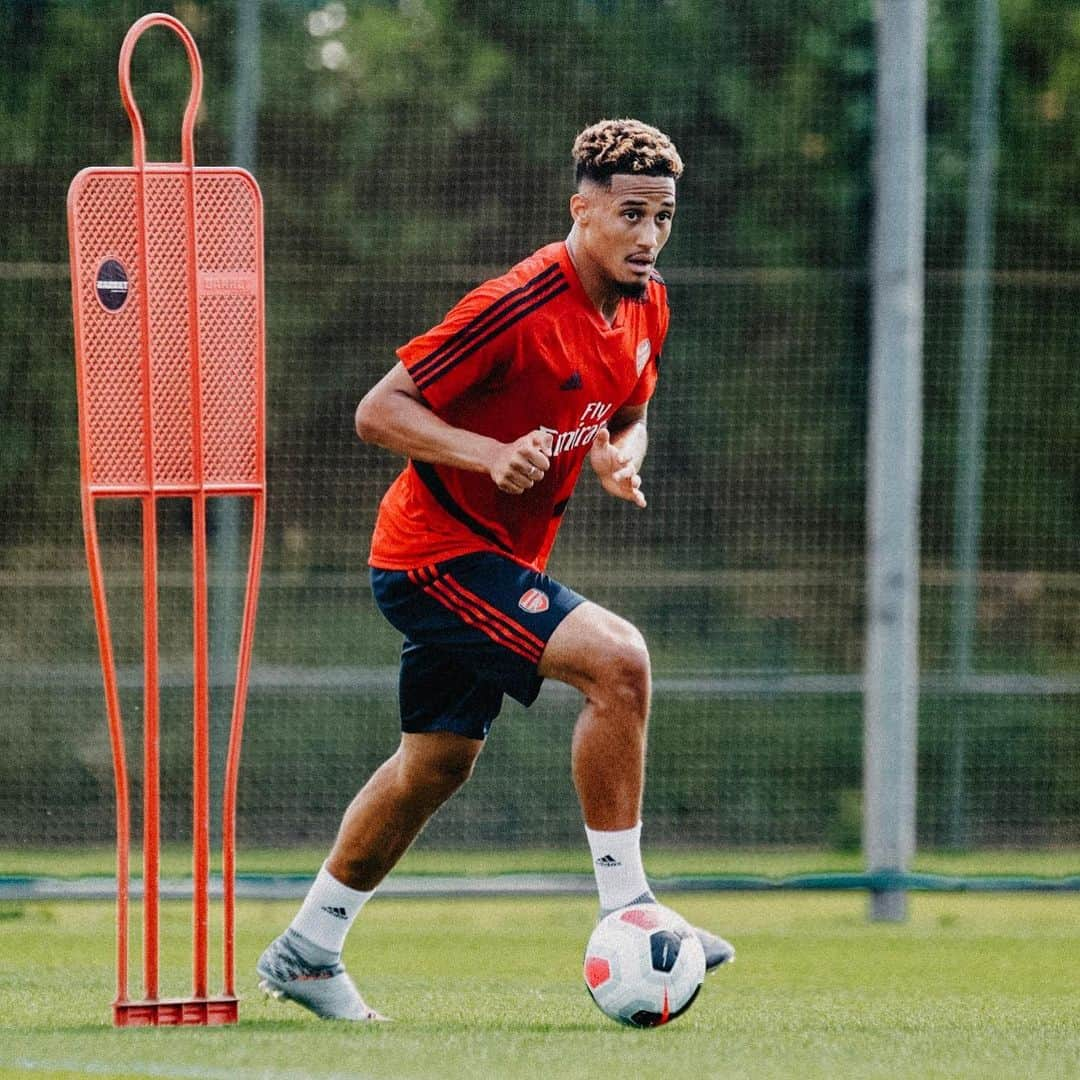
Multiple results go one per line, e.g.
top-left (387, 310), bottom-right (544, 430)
top-left (258, 118), bottom-right (733, 1021)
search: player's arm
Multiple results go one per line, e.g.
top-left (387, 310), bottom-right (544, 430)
top-left (589, 402), bottom-right (648, 508)
top-left (355, 362), bottom-right (552, 495)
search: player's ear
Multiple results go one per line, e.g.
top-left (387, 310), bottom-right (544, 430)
top-left (570, 191), bottom-right (590, 227)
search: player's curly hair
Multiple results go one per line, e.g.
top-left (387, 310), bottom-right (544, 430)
top-left (572, 118), bottom-right (684, 186)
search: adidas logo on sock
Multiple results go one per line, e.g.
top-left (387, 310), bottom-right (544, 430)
top-left (321, 905), bottom-right (349, 920)
top-left (595, 854), bottom-right (622, 868)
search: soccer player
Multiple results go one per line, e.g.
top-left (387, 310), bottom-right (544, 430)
top-left (258, 118), bottom-right (734, 1020)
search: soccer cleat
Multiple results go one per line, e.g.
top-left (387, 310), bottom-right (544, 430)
top-left (692, 923), bottom-right (736, 971)
top-left (601, 893), bottom-right (735, 973)
top-left (256, 929), bottom-right (388, 1021)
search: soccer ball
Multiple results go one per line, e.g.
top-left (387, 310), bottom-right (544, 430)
top-left (583, 903), bottom-right (706, 1027)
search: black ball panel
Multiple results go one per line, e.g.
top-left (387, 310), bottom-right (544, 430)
top-left (649, 929), bottom-right (682, 973)
top-left (628, 1008), bottom-right (667, 1028)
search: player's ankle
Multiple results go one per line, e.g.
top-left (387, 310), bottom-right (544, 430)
top-left (585, 822), bottom-right (651, 911)
top-left (287, 862), bottom-right (375, 955)
top-left (283, 927), bottom-right (341, 968)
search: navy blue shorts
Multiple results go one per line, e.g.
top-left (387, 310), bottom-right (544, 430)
top-left (370, 551), bottom-right (586, 741)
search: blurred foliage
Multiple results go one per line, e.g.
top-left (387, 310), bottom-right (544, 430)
top-left (1, 1), bottom-right (1077, 851)
top-left (3, 681), bottom-right (1078, 846)
top-left (0, 0), bottom-right (1077, 586)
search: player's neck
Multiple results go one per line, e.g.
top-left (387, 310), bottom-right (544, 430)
top-left (565, 230), bottom-right (620, 326)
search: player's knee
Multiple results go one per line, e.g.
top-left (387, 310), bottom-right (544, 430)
top-left (427, 751), bottom-right (478, 795)
top-left (400, 736), bottom-right (481, 798)
top-left (591, 623), bottom-right (651, 720)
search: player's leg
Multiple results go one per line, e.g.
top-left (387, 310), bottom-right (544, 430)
top-left (258, 585), bottom-right (502, 1022)
top-left (538, 601), bottom-right (735, 971)
top-left (257, 728), bottom-right (484, 1019)
top-left (325, 730), bottom-right (484, 890)
top-left (538, 600), bottom-right (650, 896)
top-left (537, 601), bottom-right (650, 829)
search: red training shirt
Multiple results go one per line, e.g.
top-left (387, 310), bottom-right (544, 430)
top-left (368, 241), bottom-right (669, 572)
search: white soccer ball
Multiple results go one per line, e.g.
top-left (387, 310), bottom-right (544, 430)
top-left (583, 903), bottom-right (706, 1027)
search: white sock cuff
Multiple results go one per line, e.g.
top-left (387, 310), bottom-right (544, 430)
top-left (289, 862), bottom-right (374, 955)
top-left (585, 821), bottom-right (643, 848)
top-left (585, 822), bottom-right (649, 911)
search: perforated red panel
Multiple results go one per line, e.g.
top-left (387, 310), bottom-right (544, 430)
top-left (69, 165), bottom-right (264, 495)
top-left (145, 173), bottom-right (195, 486)
top-left (195, 174), bottom-right (262, 487)
top-left (70, 173), bottom-right (146, 489)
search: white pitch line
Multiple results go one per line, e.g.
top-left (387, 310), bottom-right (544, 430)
top-left (6, 1060), bottom-right (385, 1080)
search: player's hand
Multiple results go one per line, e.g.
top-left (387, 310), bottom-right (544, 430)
top-left (489, 430), bottom-right (553, 495)
top-left (589, 427), bottom-right (646, 508)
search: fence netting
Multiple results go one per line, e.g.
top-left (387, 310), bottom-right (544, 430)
top-left (1, 1), bottom-right (1077, 859)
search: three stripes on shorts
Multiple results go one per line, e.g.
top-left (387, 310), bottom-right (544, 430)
top-left (407, 565), bottom-right (546, 665)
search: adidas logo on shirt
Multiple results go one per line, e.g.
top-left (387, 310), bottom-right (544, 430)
top-left (595, 854), bottom-right (622, 868)
top-left (321, 905), bottom-right (349, 920)
top-left (560, 371), bottom-right (583, 391)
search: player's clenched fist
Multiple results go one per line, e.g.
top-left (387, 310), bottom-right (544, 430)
top-left (488, 430), bottom-right (553, 494)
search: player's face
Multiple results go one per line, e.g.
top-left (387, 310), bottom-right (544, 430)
top-left (575, 174), bottom-right (676, 299)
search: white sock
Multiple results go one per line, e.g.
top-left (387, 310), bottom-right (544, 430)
top-left (288, 862), bottom-right (374, 956)
top-left (585, 822), bottom-right (651, 911)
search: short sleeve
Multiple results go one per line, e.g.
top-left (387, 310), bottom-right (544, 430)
top-left (396, 281), bottom-right (519, 412)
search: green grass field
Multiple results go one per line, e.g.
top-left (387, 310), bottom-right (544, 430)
top-left (2, 890), bottom-right (1078, 1080)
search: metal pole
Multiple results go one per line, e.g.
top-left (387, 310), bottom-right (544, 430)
top-left (211, 0), bottom-right (261, 842)
top-left (864, 0), bottom-right (927, 922)
top-left (231, 0), bottom-right (261, 176)
top-left (948, 0), bottom-right (1000, 849)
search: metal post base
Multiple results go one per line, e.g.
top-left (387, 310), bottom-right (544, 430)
top-left (869, 888), bottom-right (908, 922)
top-left (113, 995), bottom-right (238, 1026)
